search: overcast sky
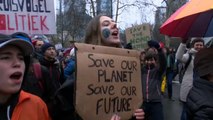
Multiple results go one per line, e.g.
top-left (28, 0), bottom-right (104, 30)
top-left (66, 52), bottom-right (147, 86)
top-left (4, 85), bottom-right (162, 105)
top-left (117, 0), bottom-right (164, 29)
top-left (54, 0), bottom-right (164, 29)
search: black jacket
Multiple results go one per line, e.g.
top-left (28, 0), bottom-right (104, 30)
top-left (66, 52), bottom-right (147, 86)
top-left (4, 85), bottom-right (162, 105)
top-left (39, 57), bottom-right (64, 86)
top-left (51, 79), bottom-right (82, 120)
top-left (186, 78), bottom-right (213, 120)
top-left (141, 49), bottom-right (167, 102)
top-left (51, 79), bottom-right (141, 120)
top-left (23, 64), bottom-right (56, 103)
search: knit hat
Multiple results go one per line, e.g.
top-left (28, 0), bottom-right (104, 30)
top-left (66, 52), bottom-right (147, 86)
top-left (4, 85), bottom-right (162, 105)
top-left (194, 47), bottom-right (213, 77)
top-left (41, 43), bottom-right (54, 54)
top-left (147, 40), bottom-right (160, 49)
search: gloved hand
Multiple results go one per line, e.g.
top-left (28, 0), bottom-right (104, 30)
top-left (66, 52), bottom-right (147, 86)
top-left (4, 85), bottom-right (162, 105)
top-left (147, 40), bottom-right (160, 49)
top-left (181, 37), bottom-right (189, 43)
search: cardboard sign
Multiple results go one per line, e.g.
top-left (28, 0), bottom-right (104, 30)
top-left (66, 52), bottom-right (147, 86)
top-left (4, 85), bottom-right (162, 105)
top-left (75, 43), bottom-right (143, 120)
top-left (0, 0), bottom-right (56, 34)
top-left (55, 43), bottom-right (63, 50)
top-left (125, 24), bottom-right (151, 50)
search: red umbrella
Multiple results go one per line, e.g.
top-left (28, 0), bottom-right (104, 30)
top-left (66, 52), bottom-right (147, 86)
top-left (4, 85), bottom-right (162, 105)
top-left (160, 0), bottom-right (213, 38)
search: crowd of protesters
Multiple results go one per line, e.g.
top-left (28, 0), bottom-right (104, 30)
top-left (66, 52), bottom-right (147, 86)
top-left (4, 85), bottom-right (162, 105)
top-left (0, 14), bottom-right (212, 120)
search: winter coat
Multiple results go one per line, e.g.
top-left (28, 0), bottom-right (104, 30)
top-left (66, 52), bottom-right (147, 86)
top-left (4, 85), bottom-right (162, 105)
top-left (64, 57), bottom-right (76, 80)
top-left (39, 57), bottom-right (63, 86)
top-left (13, 91), bottom-right (51, 120)
top-left (23, 64), bottom-right (55, 103)
top-left (176, 43), bottom-right (197, 102)
top-left (141, 49), bottom-right (167, 102)
top-left (0, 90), bottom-right (51, 120)
top-left (51, 77), bottom-right (138, 120)
top-left (186, 78), bottom-right (213, 120)
top-left (50, 79), bottom-right (82, 120)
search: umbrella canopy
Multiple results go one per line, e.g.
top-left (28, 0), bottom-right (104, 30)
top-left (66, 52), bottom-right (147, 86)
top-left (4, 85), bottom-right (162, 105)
top-left (160, 0), bottom-right (213, 38)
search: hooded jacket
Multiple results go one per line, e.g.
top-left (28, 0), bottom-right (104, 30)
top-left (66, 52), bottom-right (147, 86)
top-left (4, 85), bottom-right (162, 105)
top-left (186, 78), bottom-right (213, 120)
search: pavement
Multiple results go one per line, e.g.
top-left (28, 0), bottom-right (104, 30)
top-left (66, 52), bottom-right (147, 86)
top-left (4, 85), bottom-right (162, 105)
top-left (162, 78), bottom-right (183, 120)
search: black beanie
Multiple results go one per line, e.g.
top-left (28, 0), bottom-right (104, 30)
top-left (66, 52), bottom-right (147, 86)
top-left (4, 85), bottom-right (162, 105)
top-left (194, 47), bottom-right (213, 77)
top-left (41, 43), bottom-right (54, 54)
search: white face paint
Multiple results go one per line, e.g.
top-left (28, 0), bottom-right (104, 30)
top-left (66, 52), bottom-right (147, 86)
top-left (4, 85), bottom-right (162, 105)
top-left (99, 16), bottom-right (121, 47)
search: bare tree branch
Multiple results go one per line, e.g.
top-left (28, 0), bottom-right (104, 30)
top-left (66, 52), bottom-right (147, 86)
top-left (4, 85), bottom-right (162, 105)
top-left (90, 0), bottom-right (96, 17)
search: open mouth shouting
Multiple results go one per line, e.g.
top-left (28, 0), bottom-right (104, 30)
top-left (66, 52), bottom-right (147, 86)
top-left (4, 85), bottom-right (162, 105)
top-left (10, 72), bottom-right (23, 84)
top-left (111, 30), bottom-right (119, 39)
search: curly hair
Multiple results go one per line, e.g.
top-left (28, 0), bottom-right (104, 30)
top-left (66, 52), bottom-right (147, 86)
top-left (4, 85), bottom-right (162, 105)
top-left (190, 38), bottom-right (204, 47)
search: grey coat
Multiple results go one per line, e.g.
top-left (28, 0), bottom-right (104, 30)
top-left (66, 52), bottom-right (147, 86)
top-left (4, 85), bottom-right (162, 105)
top-left (176, 43), bottom-right (197, 102)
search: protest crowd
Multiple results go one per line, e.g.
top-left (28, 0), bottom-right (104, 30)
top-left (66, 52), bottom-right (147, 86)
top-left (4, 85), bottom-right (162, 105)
top-left (1, 2), bottom-right (213, 120)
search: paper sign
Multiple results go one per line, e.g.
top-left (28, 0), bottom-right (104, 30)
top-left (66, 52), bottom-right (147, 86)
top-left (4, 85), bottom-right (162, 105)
top-left (75, 43), bottom-right (143, 120)
top-left (125, 24), bottom-right (151, 50)
top-left (55, 43), bottom-right (63, 50)
top-left (0, 0), bottom-right (56, 34)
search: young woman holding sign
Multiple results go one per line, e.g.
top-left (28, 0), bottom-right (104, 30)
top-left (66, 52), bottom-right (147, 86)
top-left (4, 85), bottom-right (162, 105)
top-left (85, 14), bottom-right (145, 120)
top-left (52, 15), bottom-right (145, 120)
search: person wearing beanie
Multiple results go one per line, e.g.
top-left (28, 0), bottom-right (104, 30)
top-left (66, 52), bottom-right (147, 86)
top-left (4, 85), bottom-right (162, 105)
top-left (186, 47), bottom-right (213, 120)
top-left (0, 33), bottom-right (50, 120)
top-left (41, 43), bottom-right (55, 55)
top-left (176, 37), bottom-right (204, 120)
top-left (40, 43), bottom-right (64, 83)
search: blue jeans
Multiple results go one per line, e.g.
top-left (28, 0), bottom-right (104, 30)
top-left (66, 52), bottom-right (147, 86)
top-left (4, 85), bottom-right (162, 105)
top-left (167, 71), bottom-right (174, 98)
top-left (142, 102), bottom-right (164, 120)
top-left (181, 102), bottom-right (187, 120)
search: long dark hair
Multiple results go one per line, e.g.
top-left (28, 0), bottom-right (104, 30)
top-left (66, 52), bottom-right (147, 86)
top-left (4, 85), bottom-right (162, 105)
top-left (84, 14), bottom-right (103, 45)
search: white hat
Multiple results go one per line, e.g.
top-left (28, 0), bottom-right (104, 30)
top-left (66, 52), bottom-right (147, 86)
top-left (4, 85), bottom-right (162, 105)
top-left (0, 34), bottom-right (34, 56)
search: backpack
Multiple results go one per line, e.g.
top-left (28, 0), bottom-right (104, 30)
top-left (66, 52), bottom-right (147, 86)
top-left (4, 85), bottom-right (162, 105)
top-left (32, 63), bottom-right (45, 92)
top-left (22, 63), bottom-right (45, 98)
top-left (178, 54), bottom-right (192, 83)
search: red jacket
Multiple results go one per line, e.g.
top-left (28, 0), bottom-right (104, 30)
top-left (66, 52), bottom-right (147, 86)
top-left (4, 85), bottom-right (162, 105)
top-left (12, 90), bottom-right (51, 120)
